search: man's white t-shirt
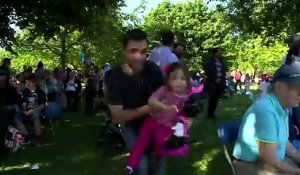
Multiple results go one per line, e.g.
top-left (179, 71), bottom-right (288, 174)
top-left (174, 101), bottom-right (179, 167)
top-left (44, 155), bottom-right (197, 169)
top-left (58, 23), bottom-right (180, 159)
top-left (259, 81), bottom-right (269, 97)
top-left (148, 45), bottom-right (179, 69)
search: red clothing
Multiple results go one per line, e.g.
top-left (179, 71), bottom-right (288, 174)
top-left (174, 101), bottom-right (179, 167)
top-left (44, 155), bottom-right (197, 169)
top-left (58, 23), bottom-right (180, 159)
top-left (235, 71), bottom-right (241, 81)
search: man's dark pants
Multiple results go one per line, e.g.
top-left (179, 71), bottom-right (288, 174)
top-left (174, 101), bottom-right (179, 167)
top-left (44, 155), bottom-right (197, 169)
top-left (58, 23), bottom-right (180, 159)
top-left (0, 107), bottom-right (9, 163)
top-left (121, 125), bottom-right (165, 175)
top-left (235, 80), bottom-right (242, 91)
top-left (207, 83), bottom-right (224, 119)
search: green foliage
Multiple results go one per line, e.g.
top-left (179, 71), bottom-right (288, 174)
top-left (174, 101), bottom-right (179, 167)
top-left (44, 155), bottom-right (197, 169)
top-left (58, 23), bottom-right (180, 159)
top-left (231, 36), bottom-right (286, 76)
top-left (142, 0), bottom-right (287, 75)
top-left (214, 0), bottom-right (300, 37)
top-left (0, 49), bottom-right (58, 73)
top-left (0, 0), bottom-right (123, 50)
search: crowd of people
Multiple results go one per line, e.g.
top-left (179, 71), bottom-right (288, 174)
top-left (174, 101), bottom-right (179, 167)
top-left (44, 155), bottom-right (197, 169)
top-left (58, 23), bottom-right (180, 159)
top-left (0, 58), bottom-right (111, 152)
top-left (3, 28), bottom-right (300, 175)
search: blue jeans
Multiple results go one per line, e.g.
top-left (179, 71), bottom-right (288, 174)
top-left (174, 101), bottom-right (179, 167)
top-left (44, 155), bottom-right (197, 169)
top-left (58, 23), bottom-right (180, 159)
top-left (121, 125), bottom-right (165, 175)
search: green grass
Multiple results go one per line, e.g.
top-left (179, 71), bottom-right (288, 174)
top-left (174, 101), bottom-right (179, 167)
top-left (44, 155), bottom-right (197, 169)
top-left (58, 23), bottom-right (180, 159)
top-left (0, 95), bottom-right (252, 175)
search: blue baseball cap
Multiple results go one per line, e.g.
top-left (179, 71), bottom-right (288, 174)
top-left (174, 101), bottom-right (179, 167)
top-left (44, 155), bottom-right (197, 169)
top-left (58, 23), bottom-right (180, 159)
top-left (272, 60), bottom-right (300, 86)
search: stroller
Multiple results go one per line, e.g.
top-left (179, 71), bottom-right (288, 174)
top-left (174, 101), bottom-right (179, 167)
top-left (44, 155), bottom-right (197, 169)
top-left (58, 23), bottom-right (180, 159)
top-left (94, 79), bottom-right (125, 151)
top-left (96, 106), bottom-right (125, 152)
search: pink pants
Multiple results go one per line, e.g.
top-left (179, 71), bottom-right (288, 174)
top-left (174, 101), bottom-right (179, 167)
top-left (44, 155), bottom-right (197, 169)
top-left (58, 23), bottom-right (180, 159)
top-left (127, 118), bottom-right (174, 169)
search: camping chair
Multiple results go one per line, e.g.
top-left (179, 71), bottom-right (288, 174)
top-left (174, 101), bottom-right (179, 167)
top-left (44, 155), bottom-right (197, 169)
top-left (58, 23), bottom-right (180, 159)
top-left (43, 85), bottom-right (57, 145)
top-left (217, 120), bottom-right (241, 175)
top-left (41, 111), bottom-right (56, 144)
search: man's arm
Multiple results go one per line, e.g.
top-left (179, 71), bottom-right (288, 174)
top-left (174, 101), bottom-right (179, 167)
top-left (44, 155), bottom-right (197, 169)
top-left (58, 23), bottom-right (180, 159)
top-left (258, 142), bottom-right (300, 174)
top-left (104, 69), bottom-right (150, 124)
top-left (108, 105), bottom-right (150, 124)
top-left (286, 141), bottom-right (300, 164)
top-left (255, 107), bottom-right (300, 174)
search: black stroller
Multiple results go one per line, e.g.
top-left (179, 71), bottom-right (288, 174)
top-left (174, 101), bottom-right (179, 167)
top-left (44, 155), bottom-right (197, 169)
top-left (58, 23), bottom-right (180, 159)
top-left (94, 78), bottom-right (125, 152)
top-left (96, 104), bottom-right (125, 152)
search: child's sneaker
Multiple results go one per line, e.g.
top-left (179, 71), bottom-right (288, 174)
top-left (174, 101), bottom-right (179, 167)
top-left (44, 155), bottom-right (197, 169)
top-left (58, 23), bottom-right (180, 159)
top-left (124, 166), bottom-right (134, 175)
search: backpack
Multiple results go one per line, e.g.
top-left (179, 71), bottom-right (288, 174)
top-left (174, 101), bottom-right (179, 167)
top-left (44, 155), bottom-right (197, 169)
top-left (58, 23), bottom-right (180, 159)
top-left (5, 126), bottom-right (24, 152)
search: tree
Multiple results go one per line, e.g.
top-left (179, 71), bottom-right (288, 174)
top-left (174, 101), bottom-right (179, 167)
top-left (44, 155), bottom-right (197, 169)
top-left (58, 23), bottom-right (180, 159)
top-left (213, 0), bottom-right (300, 37)
top-left (233, 36), bottom-right (286, 77)
top-left (0, 0), bottom-right (123, 50)
top-left (142, 0), bottom-right (286, 75)
top-left (142, 0), bottom-right (234, 71)
top-left (9, 6), bottom-right (125, 69)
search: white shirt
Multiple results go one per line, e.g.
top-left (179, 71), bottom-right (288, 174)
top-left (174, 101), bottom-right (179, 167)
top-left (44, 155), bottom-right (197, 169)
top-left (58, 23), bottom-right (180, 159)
top-left (259, 81), bottom-right (269, 97)
top-left (148, 45), bottom-right (179, 69)
top-left (65, 79), bottom-right (77, 92)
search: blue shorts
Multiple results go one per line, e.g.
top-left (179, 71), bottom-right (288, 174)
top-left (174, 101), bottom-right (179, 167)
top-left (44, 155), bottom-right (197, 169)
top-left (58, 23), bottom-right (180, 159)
top-left (14, 105), bottom-right (42, 122)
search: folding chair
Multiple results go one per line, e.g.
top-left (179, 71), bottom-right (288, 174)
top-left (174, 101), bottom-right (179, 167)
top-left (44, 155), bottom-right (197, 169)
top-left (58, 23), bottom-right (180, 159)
top-left (217, 120), bottom-right (241, 175)
top-left (43, 85), bottom-right (57, 144)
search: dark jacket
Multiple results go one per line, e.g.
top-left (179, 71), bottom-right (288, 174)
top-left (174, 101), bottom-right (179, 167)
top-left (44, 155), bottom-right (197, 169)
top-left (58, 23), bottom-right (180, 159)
top-left (203, 58), bottom-right (228, 91)
top-left (0, 64), bottom-right (10, 84)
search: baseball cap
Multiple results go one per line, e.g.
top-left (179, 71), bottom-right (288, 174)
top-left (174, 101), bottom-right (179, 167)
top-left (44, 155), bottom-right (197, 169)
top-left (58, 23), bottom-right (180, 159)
top-left (272, 60), bottom-right (300, 86)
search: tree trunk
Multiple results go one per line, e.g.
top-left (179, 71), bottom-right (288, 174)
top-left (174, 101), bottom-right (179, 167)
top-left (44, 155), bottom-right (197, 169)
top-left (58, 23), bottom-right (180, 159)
top-left (60, 30), bottom-right (68, 68)
top-left (253, 66), bottom-right (258, 80)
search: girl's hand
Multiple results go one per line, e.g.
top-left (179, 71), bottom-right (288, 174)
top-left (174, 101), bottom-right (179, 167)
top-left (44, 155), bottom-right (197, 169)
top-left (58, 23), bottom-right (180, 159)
top-left (165, 105), bottom-right (179, 113)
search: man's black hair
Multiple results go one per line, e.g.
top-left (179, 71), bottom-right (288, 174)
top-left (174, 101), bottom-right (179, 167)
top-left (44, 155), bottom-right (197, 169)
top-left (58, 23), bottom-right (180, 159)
top-left (122, 29), bottom-right (148, 48)
top-left (212, 47), bottom-right (221, 55)
top-left (26, 74), bottom-right (37, 84)
top-left (161, 31), bottom-right (175, 46)
top-left (173, 43), bottom-right (182, 49)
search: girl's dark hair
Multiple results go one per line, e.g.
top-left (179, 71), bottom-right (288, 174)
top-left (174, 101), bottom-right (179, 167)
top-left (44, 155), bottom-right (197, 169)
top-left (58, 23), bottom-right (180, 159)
top-left (165, 62), bottom-right (191, 89)
top-left (285, 48), bottom-right (299, 65)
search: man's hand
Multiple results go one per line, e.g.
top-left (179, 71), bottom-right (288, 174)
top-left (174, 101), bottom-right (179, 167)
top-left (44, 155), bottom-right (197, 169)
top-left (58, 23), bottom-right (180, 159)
top-left (139, 105), bottom-right (151, 114)
top-left (122, 64), bottom-right (134, 76)
top-left (109, 104), bottom-right (151, 124)
top-left (25, 109), bottom-right (34, 116)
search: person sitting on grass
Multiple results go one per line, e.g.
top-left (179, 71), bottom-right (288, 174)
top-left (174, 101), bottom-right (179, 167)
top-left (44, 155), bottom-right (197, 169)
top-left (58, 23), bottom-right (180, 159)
top-left (16, 74), bottom-right (46, 145)
top-left (233, 60), bottom-right (300, 175)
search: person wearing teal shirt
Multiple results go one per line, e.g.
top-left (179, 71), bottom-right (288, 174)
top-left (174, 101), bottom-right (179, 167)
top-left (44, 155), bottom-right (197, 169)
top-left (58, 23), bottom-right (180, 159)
top-left (233, 60), bottom-right (300, 175)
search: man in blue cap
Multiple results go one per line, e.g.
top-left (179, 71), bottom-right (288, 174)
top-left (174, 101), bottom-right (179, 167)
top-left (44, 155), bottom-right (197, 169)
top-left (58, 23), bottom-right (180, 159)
top-left (233, 60), bottom-right (300, 174)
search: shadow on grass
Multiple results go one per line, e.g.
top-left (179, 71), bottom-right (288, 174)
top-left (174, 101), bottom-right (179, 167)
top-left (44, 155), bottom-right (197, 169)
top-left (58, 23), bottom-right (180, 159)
top-left (1, 95), bottom-right (252, 175)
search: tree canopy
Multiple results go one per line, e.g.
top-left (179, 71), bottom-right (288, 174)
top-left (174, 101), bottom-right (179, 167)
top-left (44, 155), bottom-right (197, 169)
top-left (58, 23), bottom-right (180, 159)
top-left (213, 0), bottom-right (300, 37)
top-left (142, 0), bottom-right (287, 76)
top-left (0, 0), bottom-right (292, 77)
top-left (0, 0), bottom-right (123, 50)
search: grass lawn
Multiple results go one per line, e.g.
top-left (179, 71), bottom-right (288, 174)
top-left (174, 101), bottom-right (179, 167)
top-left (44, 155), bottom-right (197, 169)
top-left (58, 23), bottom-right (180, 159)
top-left (0, 94), bottom-right (252, 175)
